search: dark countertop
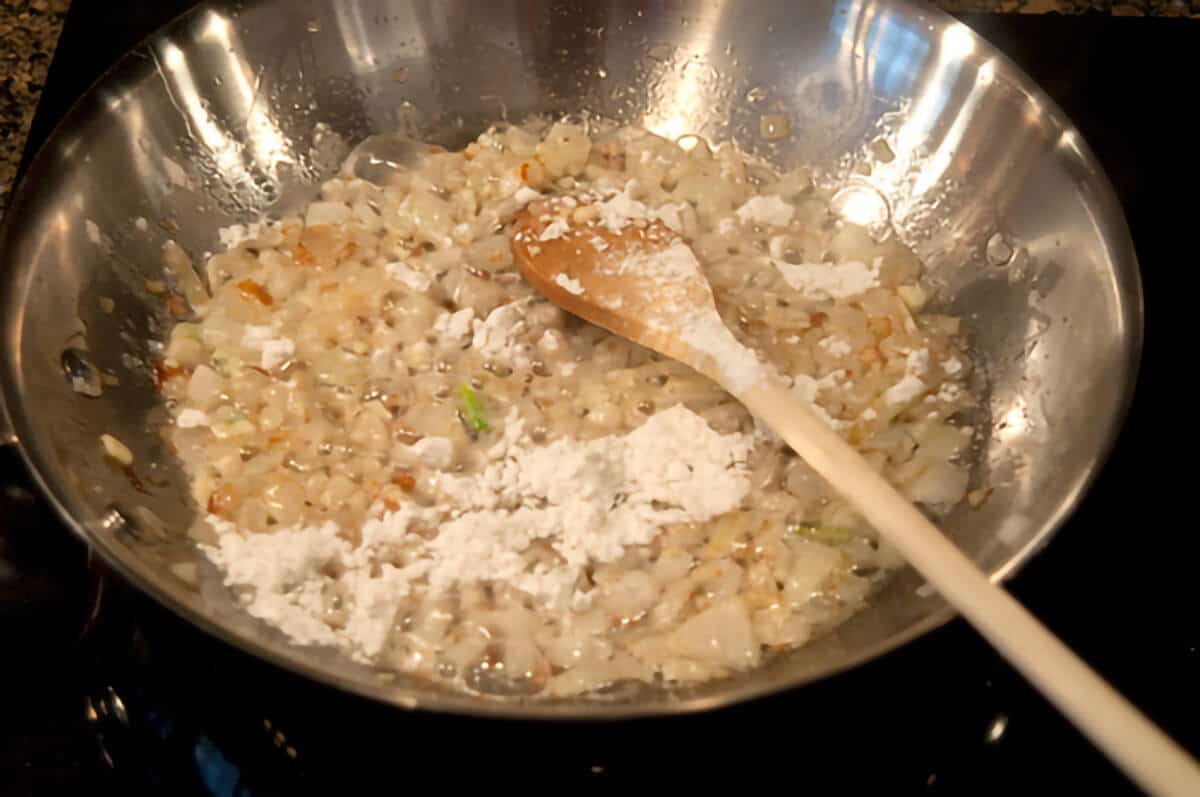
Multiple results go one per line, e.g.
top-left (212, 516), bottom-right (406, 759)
top-left (0, 0), bottom-right (1198, 218)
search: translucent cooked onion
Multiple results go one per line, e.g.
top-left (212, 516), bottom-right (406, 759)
top-left (665, 598), bottom-right (760, 670)
top-left (905, 461), bottom-right (970, 506)
top-left (161, 118), bottom-right (978, 698)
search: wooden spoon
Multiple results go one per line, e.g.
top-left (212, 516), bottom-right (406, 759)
top-left (512, 200), bottom-right (1200, 797)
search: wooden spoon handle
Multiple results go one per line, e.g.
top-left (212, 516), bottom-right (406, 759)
top-left (740, 380), bottom-right (1200, 797)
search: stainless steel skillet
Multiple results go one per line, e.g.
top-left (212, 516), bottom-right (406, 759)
top-left (0, 0), bottom-right (1140, 719)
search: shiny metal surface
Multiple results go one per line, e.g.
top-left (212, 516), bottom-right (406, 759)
top-left (0, 0), bottom-right (1140, 717)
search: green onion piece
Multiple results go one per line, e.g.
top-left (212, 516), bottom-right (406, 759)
top-left (459, 384), bottom-right (488, 433)
top-left (788, 523), bottom-right (852, 545)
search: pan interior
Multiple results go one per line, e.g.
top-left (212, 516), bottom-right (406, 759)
top-left (0, 0), bottom-right (1140, 717)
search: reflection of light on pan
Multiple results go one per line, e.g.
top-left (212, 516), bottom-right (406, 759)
top-left (865, 8), bottom-right (932, 100)
top-left (333, 3), bottom-right (378, 71)
top-left (641, 14), bottom-right (720, 141)
top-left (802, 0), bottom-right (880, 144)
top-left (832, 183), bottom-right (890, 235)
top-left (858, 32), bottom-right (995, 240)
top-left (330, 2), bottom-right (428, 75)
top-left (837, 0), bottom-right (874, 83)
top-left (976, 59), bottom-right (995, 86)
top-left (940, 23), bottom-right (976, 59)
top-left (643, 79), bottom-right (703, 141)
top-left (119, 99), bottom-right (150, 185)
top-left (332, 2), bottom-right (416, 73)
top-left (823, 0), bottom-right (935, 137)
top-left (1058, 129), bottom-right (1082, 157)
top-left (200, 11), bottom-right (292, 173)
top-left (910, 57), bottom-right (995, 197)
top-left (160, 41), bottom-right (244, 176)
top-left (891, 30), bottom-right (967, 160)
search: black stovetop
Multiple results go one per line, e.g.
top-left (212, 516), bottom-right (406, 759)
top-left (3, 4), bottom-right (1198, 795)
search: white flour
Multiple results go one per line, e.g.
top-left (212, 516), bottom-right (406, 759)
top-left (680, 312), bottom-right (765, 394)
top-left (770, 257), bottom-right (882, 300)
top-left (471, 300), bottom-right (534, 367)
top-left (201, 405), bottom-right (753, 659)
top-left (554, 273), bottom-right (585, 295)
top-left (618, 240), bottom-right (766, 393)
top-left (533, 181), bottom-right (685, 243)
top-left (735, 195), bottom-right (795, 227)
top-left (405, 436), bottom-right (455, 469)
top-left (593, 181), bottom-right (686, 234)
top-left (522, 194), bottom-right (768, 394)
top-left (432, 307), bottom-right (476, 342)
top-left (539, 218), bottom-right (571, 241)
top-left (883, 348), bottom-right (930, 406)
